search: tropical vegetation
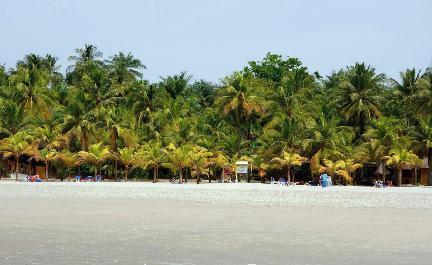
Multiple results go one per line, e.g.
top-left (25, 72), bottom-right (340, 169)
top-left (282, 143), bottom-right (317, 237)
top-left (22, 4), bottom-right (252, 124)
top-left (1, 46), bottom-right (431, 186)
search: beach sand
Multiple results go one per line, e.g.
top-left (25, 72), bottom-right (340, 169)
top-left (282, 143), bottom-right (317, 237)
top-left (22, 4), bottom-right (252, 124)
top-left (1, 182), bottom-right (431, 264)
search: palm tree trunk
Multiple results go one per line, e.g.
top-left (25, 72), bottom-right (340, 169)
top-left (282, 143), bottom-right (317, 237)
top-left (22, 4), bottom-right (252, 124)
top-left (428, 148), bottom-right (432, 186)
top-left (208, 167), bottom-right (211, 183)
top-left (15, 156), bottom-right (19, 181)
top-left (414, 166), bottom-right (418, 185)
top-left (292, 168), bottom-right (295, 183)
top-left (153, 167), bottom-right (157, 183)
top-left (398, 168), bottom-right (402, 187)
top-left (236, 121), bottom-right (241, 156)
top-left (45, 162), bottom-right (49, 180)
top-left (197, 169), bottom-right (201, 184)
top-left (125, 167), bottom-right (129, 181)
top-left (179, 169), bottom-right (183, 184)
top-left (114, 160), bottom-right (118, 182)
top-left (287, 166), bottom-right (291, 183)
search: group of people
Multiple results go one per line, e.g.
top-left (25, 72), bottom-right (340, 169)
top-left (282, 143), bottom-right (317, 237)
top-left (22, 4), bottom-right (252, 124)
top-left (73, 175), bottom-right (103, 182)
top-left (26, 175), bottom-right (43, 182)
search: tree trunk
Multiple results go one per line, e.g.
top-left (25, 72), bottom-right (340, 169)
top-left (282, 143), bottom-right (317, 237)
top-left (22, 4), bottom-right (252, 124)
top-left (292, 168), bottom-right (295, 183)
top-left (398, 168), bottom-right (402, 187)
top-left (94, 166), bottom-right (97, 178)
top-left (45, 162), bottom-right (49, 180)
top-left (287, 166), bottom-right (291, 183)
top-left (115, 160), bottom-right (118, 182)
top-left (414, 166), bottom-right (418, 185)
top-left (381, 162), bottom-right (386, 184)
top-left (125, 167), bottom-right (129, 182)
top-left (428, 148), bottom-right (432, 186)
top-left (208, 167), bottom-right (211, 183)
top-left (179, 169), bottom-right (183, 184)
top-left (236, 123), bottom-right (241, 156)
top-left (153, 167), bottom-right (157, 183)
top-left (197, 170), bottom-right (201, 184)
top-left (15, 156), bottom-right (19, 181)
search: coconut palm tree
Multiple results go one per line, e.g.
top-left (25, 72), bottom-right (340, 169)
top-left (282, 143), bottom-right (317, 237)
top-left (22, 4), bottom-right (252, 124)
top-left (142, 140), bottom-right (166, 183)
top-left (216, 72), bottom-right (264, 155)
top-left (0, 132), bottom-right (33, 180)
top-left (384, 147), bottom-right (422, 186)
top-left (117, 147), bottom-right (141, 181)
top-left (160, 72), bottom-right (191, 99)
top-left (270, 151), bottom-right (307, 183)
top-left (30, 148), bottom-right (58, 180)
top-left (189, 146), bottom-right (212, 184)
top-left (9, 65), bottom-right (50, 117)
top-left (0, 99), bottom-right (28, 138)
top-left (107, 52), bottom-right (145, 85)
top-left (76, 143), bottom-right (111, 177)
top-left (61, 91), bottom-right (96, 151)
top-left (163, 143), bottom-right (193, 184)
top-left (337, 63), bottom-right (384, 138)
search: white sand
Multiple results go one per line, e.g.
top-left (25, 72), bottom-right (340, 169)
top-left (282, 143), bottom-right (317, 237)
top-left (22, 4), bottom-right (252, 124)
top-left (1, 182), bottom-right (431, 209)
top-left (1, 182), bottom-right (432, 265)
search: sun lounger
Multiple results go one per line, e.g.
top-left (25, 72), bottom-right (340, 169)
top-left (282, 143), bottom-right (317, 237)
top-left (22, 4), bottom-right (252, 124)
top-left (74, 176), bottom-right (81, 182)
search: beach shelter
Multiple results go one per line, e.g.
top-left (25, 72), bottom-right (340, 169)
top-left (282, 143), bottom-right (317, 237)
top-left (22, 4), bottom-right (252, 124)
top-left (235, 160), bottom-right (248, 182)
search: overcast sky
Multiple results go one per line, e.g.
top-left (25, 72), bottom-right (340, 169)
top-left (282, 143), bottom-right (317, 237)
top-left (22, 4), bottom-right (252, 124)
top-left (1, 0), bottom-right (431, 82)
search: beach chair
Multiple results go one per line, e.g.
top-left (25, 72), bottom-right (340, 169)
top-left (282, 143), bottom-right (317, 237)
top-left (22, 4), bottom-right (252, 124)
top-left (95, 175), bottom-right (102, 182)
top-left (74, 176), bottom-right (81, 182)
top-left (278, 177), bottom-right (287, 186)
top-left (85, 176), bottom-right (93, 182)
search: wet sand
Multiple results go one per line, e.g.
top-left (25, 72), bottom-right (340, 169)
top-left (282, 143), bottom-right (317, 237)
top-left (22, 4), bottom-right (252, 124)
top-left (1, 182), bottom-right (432, 264)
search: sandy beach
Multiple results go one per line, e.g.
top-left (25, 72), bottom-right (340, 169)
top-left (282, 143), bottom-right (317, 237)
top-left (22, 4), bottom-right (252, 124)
top-left (1, 182), bottom-right (432, 265)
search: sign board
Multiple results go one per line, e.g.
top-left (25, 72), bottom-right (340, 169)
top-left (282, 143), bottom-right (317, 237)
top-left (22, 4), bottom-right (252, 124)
top-left (235, 161), bottom-right (249, 174)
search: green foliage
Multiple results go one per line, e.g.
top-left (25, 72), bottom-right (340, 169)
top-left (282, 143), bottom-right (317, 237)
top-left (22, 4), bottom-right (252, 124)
top-left (1, 48), bottom-right (431, 185)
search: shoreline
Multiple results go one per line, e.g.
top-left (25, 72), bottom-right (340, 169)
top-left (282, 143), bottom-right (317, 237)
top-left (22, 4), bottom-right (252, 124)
top-left (1, 182), bottom-right (431, 209)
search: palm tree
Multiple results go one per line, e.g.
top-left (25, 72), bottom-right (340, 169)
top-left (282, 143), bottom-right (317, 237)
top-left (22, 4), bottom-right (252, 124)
top-left (320, 159), bottom-right (362, 185)
top-left (164, 143), bottom-right (193, 184)
top-left (384, 147), bottom-right (422, 186)
top-left (0, 132), bottom-right (33, 180)
top-left (244, 154), bottom-right (270, 183)
top-left (411, 72), bottom-right (432, 116)
top-left (117, 147), bottom-right (141, 181)
top-left (9, 65), bottom-right (50, 117)
top-left (107, 52), bottom-right (145, 85)
top-left (0, 99), bottom-right (28, 138)
top-left (270, 151), bottom-right (307, 183)
top-left (189, 146), bottom-right (212, 184)
top-left (30, 148), bottom-right (58, 180)
top-left (160, 72), bottom-right (191, 99)
top-left (142, 140), bottom-right (166, 183)
top-left (68, 44), bottom-right (103, 66)
top-left (61, 91), bottom-right (96, 151)
top-left (216, 72), bottom-right (264, 155)
top-left (76, 143), bottom-right (111, 177)
top-left (337, 63), bottom-right (384, 138)
top-left (303, 109), bottom-right (351, 160)
top-left (363, 117), bottom-right (402, 182)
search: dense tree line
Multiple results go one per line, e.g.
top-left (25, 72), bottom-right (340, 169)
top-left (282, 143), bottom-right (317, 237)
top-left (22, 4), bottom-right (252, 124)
top-left (1, 45), bottom-right (431, 186)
